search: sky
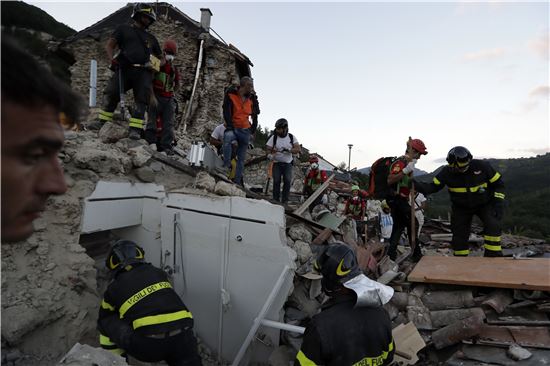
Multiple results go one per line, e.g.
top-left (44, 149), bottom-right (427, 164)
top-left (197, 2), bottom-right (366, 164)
top-left (29, 1), bottom-right (549, 173)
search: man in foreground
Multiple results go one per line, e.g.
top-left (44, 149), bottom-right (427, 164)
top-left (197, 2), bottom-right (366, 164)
top-left (1, 35), bottom-right (84, 243)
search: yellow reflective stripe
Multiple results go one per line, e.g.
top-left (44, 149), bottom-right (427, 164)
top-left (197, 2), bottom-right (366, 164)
top-left (110, 348), bottom-right (125, 356)
top-left (494, 192), bottom-right (505, 199)
top-left (296, 350), bottom-right (317, 366)
top-left (98, 114), bottom-right (111, 121)
top-left (132, 309), bottom-right (192, 329)
top-left (119, 281), bottom-right (172, 318)
top-left (101, 300), bottom-right (115, 311)
top-left (448, 183), bottom-right (487, 193)
top-left (433, 177), bottom-right (441, 185)
top-left (484, 243), bottom-right (502, 251)
top-left (99, 334), bottom-right (115, 346)
top-left (99, 110), bottom-right (114, 117)
top-left (489, 172), bottom-right (501, 183)
top-left (448, 187), bottom-right (467, 193)
top-left (128, 117), bottom-right (144, 128)
top-left (353, 340), bottom-right (394, 366)
top-left (484, 235), bottom-right (501, 242)
top-left (454, 249), bottom-right (470, 256)
top-left (98, 110), bottom-right (113, 121)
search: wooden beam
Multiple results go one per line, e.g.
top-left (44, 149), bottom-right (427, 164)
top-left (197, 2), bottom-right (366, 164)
top-left (293, 174), bottom-right (335, 216)
top-left (408, 256), bottom-right (550, 291)
top-left (152, 152), bottom-right (199, 177)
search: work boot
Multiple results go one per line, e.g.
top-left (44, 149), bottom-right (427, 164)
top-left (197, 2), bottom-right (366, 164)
top-left (128, 128), bottom-right (141, 140)
top-left (484, 250), bottom-right (503, 257)
top-left (411, 247), bottom-right (423, 262)
top-left (87, 120), bottom-right (104, 131)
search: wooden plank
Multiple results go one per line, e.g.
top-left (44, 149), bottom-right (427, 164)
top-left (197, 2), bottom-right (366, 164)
top-left (471, 325), bottom-right (550, 349)
top-left (293, 174), bottom-right (335, 216)
top-left (408, 256), bottom-right (550, 291)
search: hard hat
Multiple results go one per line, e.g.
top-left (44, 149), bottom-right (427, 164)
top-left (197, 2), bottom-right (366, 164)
top-left (447, 146), bottom-right (472, 171)
top-left (408, 138), bottom-right (428, 155)
top-left (132, 3), bottom-right (157, 23)
top-left (275, 118), bottom-right (288, 129)
top-left (309, 156), bottom-right (319, 163)
top-left (351, 185), bottom-right (360, 191)
top-left (381, 200), bottom-right (389, 209)
top-left (163, 39), bottom-right (177, 55)
top-left (314, 242), bottom-right (362, 294)
top-left (106, 239), bottom-right (145, 271)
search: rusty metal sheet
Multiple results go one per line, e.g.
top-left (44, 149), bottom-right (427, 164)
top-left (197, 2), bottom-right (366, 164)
top-left (408, 256), bottom-right (550, 291)
top-left (472, 325), bottom-right (550, 349)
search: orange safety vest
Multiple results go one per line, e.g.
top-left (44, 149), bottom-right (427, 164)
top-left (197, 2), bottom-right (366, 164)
top-left (228, 93), bottom-right (253, 129)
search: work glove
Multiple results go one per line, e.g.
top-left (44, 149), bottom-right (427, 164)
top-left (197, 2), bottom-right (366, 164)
top-left (493, 199), bottom-right (504, 221)
top-left (98, 315), bottom-right (134, 350)
top-left (402, 159), bottom-right (417, 174)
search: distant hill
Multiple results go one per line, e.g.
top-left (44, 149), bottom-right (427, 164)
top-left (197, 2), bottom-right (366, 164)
top-left (1, 1), bottom-right (76, 82)
top-left (416, 153), bottom-right (550, 240)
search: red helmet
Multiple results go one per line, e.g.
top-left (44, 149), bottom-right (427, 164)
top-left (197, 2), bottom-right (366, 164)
top-left (408, 138), bottom-right (428, 155)
top-left (163, 39), bottom-right (178, 55)
top-left (309, 156), bottom-right (319, 163)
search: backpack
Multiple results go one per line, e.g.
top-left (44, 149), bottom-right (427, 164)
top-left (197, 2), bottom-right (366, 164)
top-left (367, 156), bottom-right (402, 199)
top-left (268, 132), bottom-right (294, 148)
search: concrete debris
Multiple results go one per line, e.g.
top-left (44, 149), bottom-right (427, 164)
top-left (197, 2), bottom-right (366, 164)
top-left (430, 308), bottom-right (486, 328)
top-left (431, 315), bottom-right (484, 349)
top-left (213, 180), bottom-right (246, 197)
top-left (482, 289), bottom-right (514, 314)
top-left (195, 171), bottom-right (217, 191)
top-left (508, 344), bottom-right (533, 361)
top-left (57, 343), bottom-right (128, 365)
top-left (287, 224), bottom-right (313, 243)
top-left (421, 290), bottom-right (475, 311)
top-left (98, 121), bottom-right (128, 143)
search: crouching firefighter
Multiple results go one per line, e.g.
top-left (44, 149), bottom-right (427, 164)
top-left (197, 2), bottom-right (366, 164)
top-left (296, 242), bottom-right (395, 366)
top-left (98, 240), bottom-right (202, 366)
top-left (414, 146), bottom-right (505, 257)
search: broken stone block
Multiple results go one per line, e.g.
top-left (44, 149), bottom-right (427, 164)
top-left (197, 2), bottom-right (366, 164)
top-left (430, 308), bottom-right (486, 328)
top-left (128, 145), bottom-right (152, 167)
top-left (98, 122), bottom-right (128, 143)
top-left (291, 240), bottom-right (313, 264)
top-left (507, 344), bottom-right (532, 361)
top-left (431, 315), bottom-right (484, 349)
top-left (288, 224), bottom-right (312, 243)
top-left (214, 181), bottom-right (246, 197)
top-left (406, 305), bottom-right (433, 330)
top-left (482, 289), bottom-right (514, 314)
top-left (57, 343), bottom-right (128, 365)
top-left (421, 290), bottom-right (475, 311)
top-left (135, 166), bottom-right (155, 183)
top-left (74, 147), bottom-right (131, 174)
top-left (195, 171), bottom-right (216, 191)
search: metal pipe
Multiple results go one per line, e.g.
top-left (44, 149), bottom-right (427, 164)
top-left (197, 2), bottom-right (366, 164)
top-left (180, 38), bottom-right (205, 132)
top-left (231, 266), bottom-right (290, 366)
top-left (260, 319), bottom-right (305, 334)
top-left (89, 60), bottom-right (97, 107)
top-left (347, 144), bottom-right (353, 171)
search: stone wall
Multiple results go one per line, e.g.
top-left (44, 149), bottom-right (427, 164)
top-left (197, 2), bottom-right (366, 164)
top-left (65, 17), bottom-right (241, 144)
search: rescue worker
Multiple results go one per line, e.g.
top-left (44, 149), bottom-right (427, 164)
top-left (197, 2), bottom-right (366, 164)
top-left (386, 138), bottom-right (428, 261)
top-left (266, 118), bottom-right (301, 204)
top-left (295, 242), bottom-right (394, 366)
top-left (414, 146), bottom-right (505, 257)
top-left (1, 35), bottom-right (84, 243)
top-left (98, 240), bottom-right (202, 365)
top-left (303, 155), bottom-right (328, 209)
top-left (145, 39), bottom-right (180, 154)
top-left (90, 3), bottom-right (162, 140)
top-left (344, 185), bottom-right (366, 240)
top-left (222, 76), bottom-right (260, 185)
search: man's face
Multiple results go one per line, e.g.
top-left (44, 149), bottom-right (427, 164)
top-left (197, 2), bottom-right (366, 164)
top-left (1, 102), bottom-right (67, 243)
top-left (242, 81), bottom-right (254, 96)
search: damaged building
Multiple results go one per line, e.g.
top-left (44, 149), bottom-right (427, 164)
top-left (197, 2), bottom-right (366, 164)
top-left (2, 2), bottom-right (550, 366)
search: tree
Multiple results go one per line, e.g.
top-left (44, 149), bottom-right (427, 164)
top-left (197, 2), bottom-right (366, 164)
top-left (337, 162), bottom-right (347, 170)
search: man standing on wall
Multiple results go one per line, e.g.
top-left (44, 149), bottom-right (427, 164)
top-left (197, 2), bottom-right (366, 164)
top-left (222, 76), bottom-right (260, 185)
top-left (89, 3), bottom-right (162, 140)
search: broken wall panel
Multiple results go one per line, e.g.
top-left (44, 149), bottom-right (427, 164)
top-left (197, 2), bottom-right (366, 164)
top-left (408, 256), bottom-right (550, 291)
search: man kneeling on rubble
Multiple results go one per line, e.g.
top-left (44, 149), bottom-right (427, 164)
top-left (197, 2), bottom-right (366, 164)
top-left (98, 240), bottom-right (202, 365)
top-left (295, 242), bottom-right (395, 366)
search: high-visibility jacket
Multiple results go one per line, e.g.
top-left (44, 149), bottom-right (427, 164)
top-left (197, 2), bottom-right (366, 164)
top-left (415, 159), bottom-right (505, 209)
top-left (296, 294), bottom-right (394, 366)
top-left (222, 86), bottom-right (260, 130)
top-left (345, 197), bottom-right (365, 220)
top-left (304, 169), bottom-right (328, 191)
top-left (153, 62), bottom-right (179, 98)
top-left (98, 263), bottom-right (193, 353)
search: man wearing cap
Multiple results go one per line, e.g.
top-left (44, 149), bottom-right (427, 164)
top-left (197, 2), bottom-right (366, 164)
top-left (386, 138), bottom-right (428, 261)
